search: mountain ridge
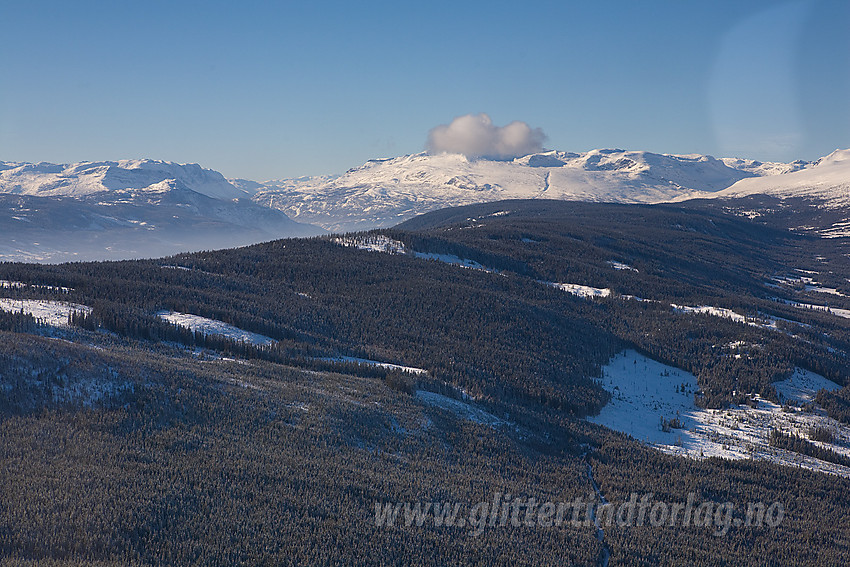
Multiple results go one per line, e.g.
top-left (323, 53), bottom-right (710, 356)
top-left (0, 159), bottom-right (322, 263)
top-left (0, 158), bottom-right (250, 201)
top-left (250, 148), bottom-right (829, 232)
top-left (3, 147), bottom-right (846, 262)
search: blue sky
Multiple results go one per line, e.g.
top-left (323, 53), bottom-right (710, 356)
top-left (1, 0), bottom-right (847, 180)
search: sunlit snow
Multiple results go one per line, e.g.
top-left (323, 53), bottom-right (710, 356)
top-left (319, 356), bottom-right (427, 375)
top-left (549, 282), bottom-right (611, 299)
top-left (589, 350), bottom-right (850, 478)
top-left (157, 311), bottom-right (276, 346)
top-left (0, 298), bottom-right (91, 327)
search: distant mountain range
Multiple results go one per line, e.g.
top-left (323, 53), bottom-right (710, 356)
top-left (0, 159), bottom-right (321, 262)
top-left (250, 148), bottom-right (839, 232)
top-left (1, 147), bottom-right (847, 261)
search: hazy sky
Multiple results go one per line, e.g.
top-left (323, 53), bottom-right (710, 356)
top-left (1, 0), bottom-right (847, 180)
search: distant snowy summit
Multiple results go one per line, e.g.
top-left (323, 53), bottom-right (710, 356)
top-left (250, 148), bottom-right (824, 232)
top-left (0, 159), bottom-right (321, 263)
top-left (0, 158), bottom-right (250, 201)
top-left (699, 148), bottom-right (850, 207)
top-left (3, 147), bottom-right (847, 262)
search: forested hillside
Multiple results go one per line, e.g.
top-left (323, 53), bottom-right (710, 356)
top-left (1, 200), bottom-right (850, 565)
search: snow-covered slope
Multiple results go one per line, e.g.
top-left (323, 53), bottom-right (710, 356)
top-left (0, 160), bottom-right (322, 263)
top-left (676, 149), bottom-right (850, 236)
top-left (695, 149), bottom-right (850, 207)
top-left (252, 149), bottom-right (798, 232)
top-left (0, 159), bottom-right (250, 200)
top-left (590, 350), bottom-right (850, 478)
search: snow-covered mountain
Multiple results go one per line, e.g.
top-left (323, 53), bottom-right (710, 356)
top-left (0, 159), bottom-right (251, 201)
top-left (251, 149), bottom-right (810, 232)
top-left (676, 149), bottom-right (850, 237)
top-left (0, 159), bottom-right (321, 263)
top-left (705, 149), bottom-right (850, 206)
top-left (4, 147), bottom-right (846, 262)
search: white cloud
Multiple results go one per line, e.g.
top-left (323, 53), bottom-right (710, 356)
top-left (426, 113), bottom-right (547, 160)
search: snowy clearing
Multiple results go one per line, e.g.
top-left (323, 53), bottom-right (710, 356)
top-left (332, 234), bottom-right (406, 254)
top-left (804, 285), bottom-right (847, 297)
top-left (607, 260), bottom-right (637, 272)
top-left (156, 311), bottom-right (276, 346)
top-left (0, 298), bottom-right (91, 327)
top-left (548, 282), bottom-right (611, 299)
top-left (0, 280), bottom-right (73, 292)
top-left (318, 356), bottom-right (427, 375)
top-left (415, 390), bottom-right (504, 426)
top-left (589, 350), bottom-right (850, 477)
top-left (671, 303), bottom-right (802, 332)
top-left (775, 298), bottom-right (850, 320)
top-left (774, 368), bottom-right (841, 404)
top-left (672, 304), bottom-right (748, 324)
top-left (410, 251), bottom-right (489, 271)
top-left (332, 234), bottom-right (495, 272)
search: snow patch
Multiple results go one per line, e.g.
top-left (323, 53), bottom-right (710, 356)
top-left (671, 304), bottom-right (796, 332)
top-left (0, 298), bottom-right (91, 327)
top-left (607, 261), bottom-right (637, 272)
top-left (332, 234), bottom-right (495, 272)
top-left (776, 299), bottom-right (850, 320)
top-left (0, 280), bottom-right (72, 292)
top-left (411, 251), bottom-right (489, 271)
top-left (332, 234), bottom-right (406, 254)
top-left (804, 285), bottom-right (847, 297)
top-left (549, 282), bottom-right (611, 299)
top-left (672, 304), bottom-right (749, 324)
top-left (319, 356), bottom-right (427, 375)
top-left (589, 350), bottom-right (850, 478)
top-left (156, 311), bottom-right (276, 346)
top-left (774, 368), bottom-right (841, 405)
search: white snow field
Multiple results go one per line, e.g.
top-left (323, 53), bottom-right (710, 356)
top-left (670, 303), bottom-right (809, 333)
top-left (253, 148), bottom-right (805, 232)
top-left (0, 298), bottom-right (91, 327)
top-left (156, 311), bottom-right (276, 346)
top-left (333, 234), bottom-right (492, 271)
top-left (607, 261), bottom-right (637, 272)
top-left (706, 149), bottom-right (850, 209)
top-left (0, 159), bottom-right (250, 200)
top-left (589, 350), bottom-right (850, 478)
top-left (773, 298), bottom-right (850, 320)
top-left (319, 356), bottom-right (427, 376)
top-left (332, 234), bottom-right (407, 254)
top-left (671, 304), bottom-right (749, 324)
top-left (548, 282), bottom-right (611, 299)
top-left (0, 280), bottom-right (73, 292)
top-left (774, 367), bottom-right (841, 404)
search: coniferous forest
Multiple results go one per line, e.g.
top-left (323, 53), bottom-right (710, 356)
top-left (1, 200), bottom-right (850, 565)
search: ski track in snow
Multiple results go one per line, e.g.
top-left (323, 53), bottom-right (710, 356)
top-left (589, 350), bottom-right (850, 478)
